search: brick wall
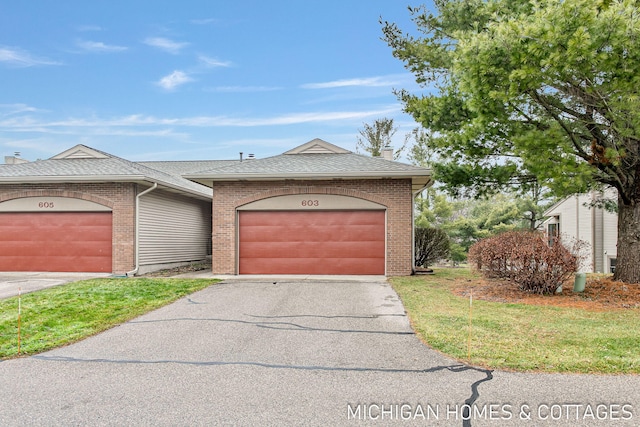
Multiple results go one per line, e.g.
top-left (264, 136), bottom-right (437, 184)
top-left (211, 179), bottom-right (414, 276)
top-left (0, 183), bottom-right (136, 274)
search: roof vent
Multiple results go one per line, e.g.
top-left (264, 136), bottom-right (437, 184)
top-left (247, 154), bottom-right (255, 160)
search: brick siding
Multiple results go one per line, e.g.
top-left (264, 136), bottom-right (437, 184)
top-left (211, 179), bottom-right (414, 276)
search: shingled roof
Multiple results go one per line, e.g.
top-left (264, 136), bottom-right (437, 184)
top-left (1, 139), bottom-right (433, 195)
top-left (0, 145), bottom-right (212, 200)
top-left (186, 139), bottom-right (432, 192)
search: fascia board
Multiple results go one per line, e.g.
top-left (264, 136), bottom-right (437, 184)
top-left (0, 175), bottom-right (146, 183)
top-left (542, 197), bottom-right (569, 217)
top-left (0, 175), bottom-right (212, 201)
top-left (187, 170), bottom-right (431, 181)
top-left (188, 173), bottom-right (432, 193)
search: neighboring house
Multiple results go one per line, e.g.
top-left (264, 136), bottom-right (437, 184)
top-left (0, 139), bottom-right (432, 276)
top-left (0, 145), bottom-right (215, 275)
top-left (542, 189), bottom-right (618, 273)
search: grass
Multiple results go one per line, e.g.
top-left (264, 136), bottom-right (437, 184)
top-left (390, 268), bottom-right (640, 374)
top-left (0, 277), bottom-right (218, 359)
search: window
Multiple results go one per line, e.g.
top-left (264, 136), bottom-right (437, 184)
top-left (610, 258), bottom-right (617, 274)
top-left (547, 221), bottom-right (559, 246)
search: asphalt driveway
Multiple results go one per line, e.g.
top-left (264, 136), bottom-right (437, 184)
top-left (0, 277), bottom-right (637, 426)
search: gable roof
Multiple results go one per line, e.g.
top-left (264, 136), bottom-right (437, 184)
top-left (51, 145), bottom-right (110, 160)
top-left (0, 145), bottom-right (212, 200)
top-left (1, 139), bottom-right (433, 195)
top-left (283, 138), bottom-right (351, 155)
top-left (186, 139), bottom-right (432, 192)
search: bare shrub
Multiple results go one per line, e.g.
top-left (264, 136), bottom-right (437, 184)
top-left (468, 230), bottom-right (578, 294)
top-left (415, 227), bottom-right (450, 268)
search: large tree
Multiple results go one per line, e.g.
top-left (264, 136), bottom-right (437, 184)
top-left (356, 118), bottom-right (404, 159)
top-left (383, 0), bottom-right (640, 283)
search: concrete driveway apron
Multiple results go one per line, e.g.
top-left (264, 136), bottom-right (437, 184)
top-left (0, 278), bottom-right (638, 426)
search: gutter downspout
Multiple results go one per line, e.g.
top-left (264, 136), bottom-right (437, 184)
top-left (126, 182), bottom-right (158, 277)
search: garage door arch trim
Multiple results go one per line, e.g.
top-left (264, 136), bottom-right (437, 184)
top-left (0, 191), bottom-right (114, 210)
top-left (234, 186), bottom-right (390, 210)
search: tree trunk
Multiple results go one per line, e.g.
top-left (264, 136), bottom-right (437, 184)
top-left (613, 195), bottom-right (640, 284)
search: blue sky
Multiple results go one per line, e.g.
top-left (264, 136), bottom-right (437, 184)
top-left (1, 1), bottom-right (431, 162)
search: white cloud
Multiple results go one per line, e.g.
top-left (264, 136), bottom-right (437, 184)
top-left (191, 18), bottom-right (218, 25)
top-left (198, 55), bottom-right (232, 68)
top-left (76, 40), bottom-right (128, 53)
top-left (143, 37), bottom-right (189, 54)
top-left (301, 76), bottom-right (405, 89)
top-left (0, 103), bottom-right (42, 116)
top-left (156, 71), bottom-right (194, 90)
top-left (221, 108), bottom-right (401, 126)
top-left (0, 106), bottom-right (401, 130)
top-left (205, 86), bottom-right (282, 93)
top-left (0, 46), bottom-right (60, 67)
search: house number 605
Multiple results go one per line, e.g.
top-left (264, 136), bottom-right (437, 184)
top-left (301, 200), bottom-right (319, 207)
top-left (38, 201), bottom-right (55, 208)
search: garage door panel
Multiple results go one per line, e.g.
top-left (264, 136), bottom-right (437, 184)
top-left (0, 212), bottom-right (112, 272)
top-left (240, 211), bottom-right (382, 226)
top-left (2, 255), bottom-right (111, 271)
top-left (240, 257), bottom-right (385, 275)
top-left (240, 241), bottom-right (385, 259)
top-left (0, 241), bottom-right (110, 257)
top-left (240, 224), bottom-right (384, 243)
top-left (239, 210), bottom-right (385, 275)
top-left (0, 228), bottom-right (111, 243)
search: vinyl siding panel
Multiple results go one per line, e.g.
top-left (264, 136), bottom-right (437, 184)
top-left (602, 209), bottom-right (618, 267)
top-left (544, 190), bottom-right (619, 273)
top-left (139, 191), bottom-right (211, 266)
top-left (594, 207), bottom-right (604, 272)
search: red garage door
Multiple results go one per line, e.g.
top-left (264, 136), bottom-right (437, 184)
top-left (239, 210), bottom-right (385, 275)
top-left (0, 212), bottom-right (112, 272)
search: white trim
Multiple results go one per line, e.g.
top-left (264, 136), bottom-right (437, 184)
top-left (0, 196), bottom-right (111, 212)
top-left (237, 194), bottom-right (385, 211)
top-left (51, 145), bottom-right (110, 159)
top-left (283, 139), bottom-right (351, 155)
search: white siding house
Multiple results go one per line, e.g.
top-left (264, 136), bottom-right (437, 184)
top-left (543, 189), bottom-right (618, 273)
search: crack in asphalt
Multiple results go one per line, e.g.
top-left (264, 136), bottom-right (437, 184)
top-left (127, 316), bottom-right (416, 335)
top-left (462, 368), bottom-right (495, 427)
top-left (31, 353), bottom-right (486, 375)
top-left (9, 279), bottom-right (496, 426)
top-left (30, 354), bottom-right (493, 426)
top-left (246, 313), bottom-right (406, 319)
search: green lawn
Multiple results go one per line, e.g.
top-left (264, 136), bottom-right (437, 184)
top-left (391, 269), bottom-right (640, 374)
top-left (0, 277), bottom-right (218, 359)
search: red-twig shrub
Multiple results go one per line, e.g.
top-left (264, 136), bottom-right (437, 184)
top-left (468, 230), bottom-right (578, 294)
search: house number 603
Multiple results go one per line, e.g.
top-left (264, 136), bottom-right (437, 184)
top-left (301, 200), bottom-right (319, 207)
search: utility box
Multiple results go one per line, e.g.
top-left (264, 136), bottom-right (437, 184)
top-left (573, 273), bottom-right (586, 292)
